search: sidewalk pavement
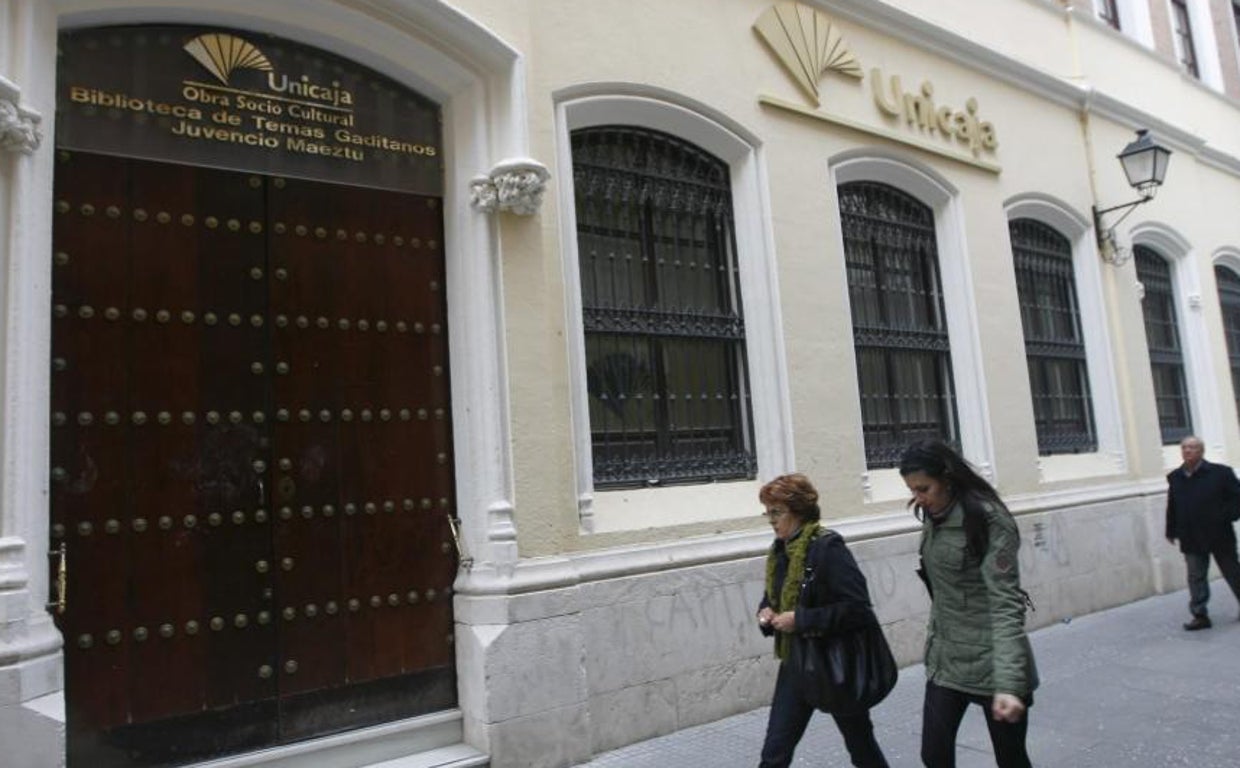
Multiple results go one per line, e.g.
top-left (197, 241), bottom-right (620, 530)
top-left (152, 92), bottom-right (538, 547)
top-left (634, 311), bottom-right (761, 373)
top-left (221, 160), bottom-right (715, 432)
top-left (576, 584), bottom-right (1240, 767)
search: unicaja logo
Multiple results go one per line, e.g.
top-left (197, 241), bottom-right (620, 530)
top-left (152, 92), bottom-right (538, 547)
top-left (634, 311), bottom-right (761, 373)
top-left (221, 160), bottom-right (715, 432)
top-left (753, 2), bottom-right (862, 107)
top-left (752, 2), bottom-right (999, 161)
top-left (183, 33), bottom-right (274, 86)
top-left (183, 32), bottom-right (355, 109)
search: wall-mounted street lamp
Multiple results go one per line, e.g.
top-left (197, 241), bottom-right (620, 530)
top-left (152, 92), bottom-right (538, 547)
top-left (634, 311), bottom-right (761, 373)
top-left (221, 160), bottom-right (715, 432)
top-left (1093, 129), bottom-right (1173, 266)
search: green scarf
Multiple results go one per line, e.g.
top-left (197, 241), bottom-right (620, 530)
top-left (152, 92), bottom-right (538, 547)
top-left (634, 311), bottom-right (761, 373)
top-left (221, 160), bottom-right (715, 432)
top-left (764, 520), bottom-right (820, 659)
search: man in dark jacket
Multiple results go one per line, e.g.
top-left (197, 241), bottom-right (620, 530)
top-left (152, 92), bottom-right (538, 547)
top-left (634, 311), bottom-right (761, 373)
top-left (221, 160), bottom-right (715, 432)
top-left (1165, 435), bottom-right (1240, 630)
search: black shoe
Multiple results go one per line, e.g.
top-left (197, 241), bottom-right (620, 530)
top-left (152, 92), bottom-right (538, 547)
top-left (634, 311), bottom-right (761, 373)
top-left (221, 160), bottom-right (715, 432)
top-left (1183, 615), bottom-right (1212, 631)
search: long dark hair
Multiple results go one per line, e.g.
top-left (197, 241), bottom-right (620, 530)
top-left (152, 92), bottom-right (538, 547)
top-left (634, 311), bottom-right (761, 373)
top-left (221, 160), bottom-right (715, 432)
top-left (898, 440), bottom-right (1001, 557)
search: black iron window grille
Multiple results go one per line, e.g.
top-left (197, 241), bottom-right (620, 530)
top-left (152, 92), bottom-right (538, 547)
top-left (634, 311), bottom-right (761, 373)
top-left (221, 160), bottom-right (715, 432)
top-left (1170, 0), bottom-right (1199, 78)
top-left (1098, 0), bottom-right (1121, 30)
top-left (571, 126), bottom-right (756, 489)
top-left (1214, 264), bottom-right (1240, 425)
top-left (1010, 219), bottom-right (1097, 455)
top-left (838, 181), bottom-right (959, 468)
top-left (1135, 245), bottom-right (1193, 443)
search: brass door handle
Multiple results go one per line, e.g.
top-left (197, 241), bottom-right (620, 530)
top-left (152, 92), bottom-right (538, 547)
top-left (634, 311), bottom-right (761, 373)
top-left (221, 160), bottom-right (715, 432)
top-left (445, 513), bottom-right (472, 569)
top-left (48, 543), bottom-right (67, 615)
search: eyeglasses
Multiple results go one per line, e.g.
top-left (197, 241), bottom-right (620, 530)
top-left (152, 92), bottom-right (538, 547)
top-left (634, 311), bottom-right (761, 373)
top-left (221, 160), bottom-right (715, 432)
top-left (761, 508), bottom-right (788, 520)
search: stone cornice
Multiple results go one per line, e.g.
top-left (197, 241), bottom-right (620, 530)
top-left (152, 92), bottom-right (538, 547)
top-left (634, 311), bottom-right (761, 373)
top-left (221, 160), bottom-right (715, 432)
top-left (809, 0), bottom-right (1085, 110)
top-left (455, 476), bottom-right (1167, 599)
top-left (805, 0), bottom-right (1240, 180)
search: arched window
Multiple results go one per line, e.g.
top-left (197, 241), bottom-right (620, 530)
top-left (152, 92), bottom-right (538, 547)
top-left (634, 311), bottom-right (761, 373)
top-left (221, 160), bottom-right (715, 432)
top-left (570, 126), bottom-right (755, 488)
top-left (1135, 245), bottom-right (1193, 443)
top-left (1009, 218), bottom-right (1096, 454)
top-left (1214, 263), bottom-right (1240, 423)
top-left (839, 181), bottom-right (958, 468)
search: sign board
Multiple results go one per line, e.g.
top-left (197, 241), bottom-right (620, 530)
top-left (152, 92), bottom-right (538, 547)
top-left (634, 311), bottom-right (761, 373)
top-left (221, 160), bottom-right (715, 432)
top-left (57, 25), bottom-right (443, 195)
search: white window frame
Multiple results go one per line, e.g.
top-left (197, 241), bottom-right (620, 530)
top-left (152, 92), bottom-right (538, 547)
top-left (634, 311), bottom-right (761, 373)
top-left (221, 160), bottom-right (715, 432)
top-left (1131, 223), bottom-right (1222, 467)
top-left (1167, 0), bottom-right (1225, 88)
top-left (1229, 1), bottom-right (1240, 65)
top-left (1094, 0), bottom-right (1156, 46)
top-left (1093, 0), bottom-right (1123, 30)
top-left (1211, 247), bottom-right (1240, 441)
top-left (829, 149), bottom-right (994, 503)
top-left (1004, 194), bottom-right (1127, 481)
top-left (1234, 1), bottom-right (1240, 51)
top-left (554, 88), bottom-right (792, 534)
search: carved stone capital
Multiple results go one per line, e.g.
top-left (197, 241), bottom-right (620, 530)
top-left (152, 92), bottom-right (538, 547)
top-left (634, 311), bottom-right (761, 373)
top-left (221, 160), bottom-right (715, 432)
top-left (469, 158), bottom-right (550, 216)
top-left (469, 174), bottom-right (499, 213)
top-left (0, 76), bottom-right (42, 155)
top-left (490, 158), bottom-right (550, 215)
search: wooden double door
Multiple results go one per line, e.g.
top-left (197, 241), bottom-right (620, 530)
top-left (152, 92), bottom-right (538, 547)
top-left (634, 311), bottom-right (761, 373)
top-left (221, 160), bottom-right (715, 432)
top-left (50, 152), bottom-right (458, 766)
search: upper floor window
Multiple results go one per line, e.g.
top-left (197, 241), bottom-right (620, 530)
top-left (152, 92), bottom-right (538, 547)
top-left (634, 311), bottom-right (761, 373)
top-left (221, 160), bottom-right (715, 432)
top-left (570, 126), bottom-right (756, 489)
top-left (1097, 0), bottom-right (1121, 30)
top-left (1233, 1), bottom-right (1240, 55)
top-left (1170, 0), bottom-right (1199, 77)
top-left (1135, 245), bottom-right (1193, 443)
top-left (1010, 219), bottom-right (1096, 455)
top-left (1215, 264), bottom-right (1240, 424)
top-left (839, 181), bottom-right (959, 468)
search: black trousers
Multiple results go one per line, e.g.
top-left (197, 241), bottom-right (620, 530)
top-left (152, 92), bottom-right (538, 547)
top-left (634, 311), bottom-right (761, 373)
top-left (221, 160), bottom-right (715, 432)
top-left (1184, 542), bottom-right (1240, 617)
top-left (921, 681), bottom-right (1031, 768)
top-left (759, 660), bottom-right (888, 767)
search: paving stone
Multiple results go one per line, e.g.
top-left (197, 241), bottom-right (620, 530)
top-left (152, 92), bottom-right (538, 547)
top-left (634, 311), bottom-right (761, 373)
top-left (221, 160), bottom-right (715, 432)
top-left (575, 583), bottom-right (1240, 767)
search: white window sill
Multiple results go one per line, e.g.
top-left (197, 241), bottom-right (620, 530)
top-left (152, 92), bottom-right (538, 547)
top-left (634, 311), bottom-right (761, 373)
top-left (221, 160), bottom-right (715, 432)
top-left (863, 467), bottom-right (913, 506)
top-left (585, 479), bottom-right (762, 534)
top-left (1037, 451), bottom-right (1127, 483)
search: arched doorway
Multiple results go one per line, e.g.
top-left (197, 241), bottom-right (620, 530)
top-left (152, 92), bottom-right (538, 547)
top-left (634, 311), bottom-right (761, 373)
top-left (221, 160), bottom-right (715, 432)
top-left (51, 25), bottom-right (457, 766)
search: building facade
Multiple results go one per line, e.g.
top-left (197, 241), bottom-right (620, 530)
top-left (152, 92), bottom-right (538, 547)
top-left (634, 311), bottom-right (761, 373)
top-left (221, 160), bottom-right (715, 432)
top-left (2, 0), bottom-right (1240, 766)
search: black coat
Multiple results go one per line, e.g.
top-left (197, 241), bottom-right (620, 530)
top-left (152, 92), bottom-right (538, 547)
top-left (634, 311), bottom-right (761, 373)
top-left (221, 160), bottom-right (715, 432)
top-left (1166, 460), bottom-right (1240, 554)
top-left (759, 529), bottom-right (875, 638)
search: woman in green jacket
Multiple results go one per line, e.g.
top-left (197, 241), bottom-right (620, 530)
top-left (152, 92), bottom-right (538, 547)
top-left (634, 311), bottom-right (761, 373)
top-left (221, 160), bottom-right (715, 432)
top-left (899, 441), bottom-right (1038, 768)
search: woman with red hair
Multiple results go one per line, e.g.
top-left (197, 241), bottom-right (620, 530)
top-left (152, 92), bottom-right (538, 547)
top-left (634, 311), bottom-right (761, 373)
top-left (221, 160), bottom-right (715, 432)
top-left (756, 473), bottom-right (890, 767)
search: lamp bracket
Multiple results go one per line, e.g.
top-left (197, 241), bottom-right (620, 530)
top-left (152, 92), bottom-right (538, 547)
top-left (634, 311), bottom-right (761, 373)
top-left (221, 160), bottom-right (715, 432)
top-left (1094, 193), bottom-right (1152, 219)
top-left (1093, 194), bottom-right (1154, 266)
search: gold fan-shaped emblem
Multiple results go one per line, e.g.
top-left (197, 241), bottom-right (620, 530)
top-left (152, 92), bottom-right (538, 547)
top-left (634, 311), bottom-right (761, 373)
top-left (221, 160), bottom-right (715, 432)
top-left (183, 33), bottom-right (274, 86)
top-left (754, 2), bottom-right (862, 105)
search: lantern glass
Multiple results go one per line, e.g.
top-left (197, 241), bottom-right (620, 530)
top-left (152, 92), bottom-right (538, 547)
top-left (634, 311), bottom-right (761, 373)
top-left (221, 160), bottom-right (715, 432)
top-left (1117, 129), bottom-right (1172, 193)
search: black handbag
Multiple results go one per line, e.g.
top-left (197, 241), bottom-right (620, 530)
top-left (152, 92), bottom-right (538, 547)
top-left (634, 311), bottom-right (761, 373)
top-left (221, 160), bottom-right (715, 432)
top-left (787, 553), bottom-right (898, 714)
top-left (788, 618), bottom-right (898, 714)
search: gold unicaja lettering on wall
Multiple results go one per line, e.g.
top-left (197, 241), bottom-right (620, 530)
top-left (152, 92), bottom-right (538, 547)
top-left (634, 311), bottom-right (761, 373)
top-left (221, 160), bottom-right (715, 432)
top-left (750, 3), bottom-right (1000, 171)
top-left (869, 68), bottom-right (997, 157)
top-left (752, 1), bottom-right (863, 106)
